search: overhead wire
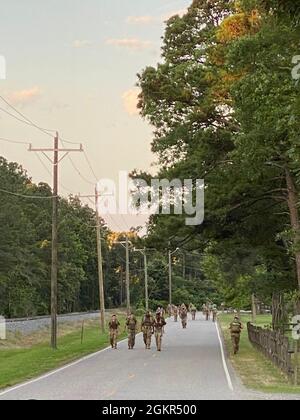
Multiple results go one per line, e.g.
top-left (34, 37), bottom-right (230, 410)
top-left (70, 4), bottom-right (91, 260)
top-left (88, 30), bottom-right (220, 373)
top-left (0, 187), bottom-right (55, 199)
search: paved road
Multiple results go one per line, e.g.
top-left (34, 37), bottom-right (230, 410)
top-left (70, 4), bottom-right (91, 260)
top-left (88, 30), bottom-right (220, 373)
top-left (1, 313), bottom-right (296, 401)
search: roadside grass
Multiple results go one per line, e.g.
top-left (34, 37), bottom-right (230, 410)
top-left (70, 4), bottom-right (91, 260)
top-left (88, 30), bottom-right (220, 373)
top-left (219, 314), bottom-right (300, 394)
top-left (0, 313), bottom-right (130, 390)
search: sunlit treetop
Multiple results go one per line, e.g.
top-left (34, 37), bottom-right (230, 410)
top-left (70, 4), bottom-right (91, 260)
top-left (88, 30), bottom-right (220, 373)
top-left (216, 9), bottom-right (261, 43)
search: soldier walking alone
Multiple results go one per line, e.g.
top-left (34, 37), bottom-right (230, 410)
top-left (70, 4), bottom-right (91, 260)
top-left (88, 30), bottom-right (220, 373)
top-left (108, 314), bottom-right (120, 349)
top-left (180, 304), bottom-right (188, 329)
top-left (212, 307), bottom-right (218, 323)
top-left (190, 304), bottom-right (197, 321)
top-left (205, 305), bottom-right (210, 321)
top-left (154, 309), bottom-right (166, 352)
top-left (173, 305), bottom-right (178, 322)
top-left (126, 313), bottom-right (137, 350)
top-left (229, 315), bottom-right (243, 355)
top-left (141, 310), bottom-right (154, 350)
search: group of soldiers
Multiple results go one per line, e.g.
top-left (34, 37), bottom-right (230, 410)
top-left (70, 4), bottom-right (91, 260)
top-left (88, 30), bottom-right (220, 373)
top-left (108, 308), bottom-right (167, 352)
top-left (167, 303), bottom-right (197, 327)
top-left (108, 305), bottom-right (243, 355)
top-left (202, 303), bottom-right (218, 322)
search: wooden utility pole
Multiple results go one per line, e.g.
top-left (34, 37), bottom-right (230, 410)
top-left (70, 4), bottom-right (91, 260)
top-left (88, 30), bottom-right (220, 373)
top-left (95, 188), bottom-right (105, 333)
top-left (144, 252), bottom-right (149, 311)
top-left (134, 248), bottom-right (149, 311)
top-left (29, 135), bottom-right (83, 349)
top-left (51, 133), bottom-right (58, 349)
top-left (182, 252), bottom-right (186, 280)
top-left (125, 235), bottom-right (130, 314)
top-left (168, 250), bottom-right (172, 306)
top-left (168, 247), bottom-right (179, 306)
top-left (120, 267), bottom-right (123, 306)
top-left (252, 293), bottom-right (257, 324)
top-left (294, 340), bottom-right (299, 386)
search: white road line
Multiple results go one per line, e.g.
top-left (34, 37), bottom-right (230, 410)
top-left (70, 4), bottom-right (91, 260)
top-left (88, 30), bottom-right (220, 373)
top-left (215, 321), bottom-right (234, 392)
top-left (0, 335), bottom-right (135, 398)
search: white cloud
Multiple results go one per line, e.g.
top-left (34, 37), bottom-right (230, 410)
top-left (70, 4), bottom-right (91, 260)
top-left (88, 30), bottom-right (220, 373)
top-left (73, 40), bottom-right (93, 48)
top-left (8, 87), bottom-right (42, 106)
top-left (164, 8), bottom-right (188, 20)
top-left (106, 38), bottom-right (152, 51)
top-left (122, 88), bottom-right (140, 116)
top-left (126, 15), bottom-right (156, 25)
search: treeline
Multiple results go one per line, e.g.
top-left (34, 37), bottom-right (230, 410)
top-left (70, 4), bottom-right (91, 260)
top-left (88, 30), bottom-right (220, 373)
top-left (0, 157), bottom-right (104, 317)
top-left (137, 0), bottom-right (300, 309)
top-left (0, 157), bottom-right (212, 318)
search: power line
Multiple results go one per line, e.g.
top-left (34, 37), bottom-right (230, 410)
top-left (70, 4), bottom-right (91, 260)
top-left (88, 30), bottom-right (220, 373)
top-left (0, 95), bottom-right (98, 191)
top-left (34, 152), bottom-right (76, 195)
top-left (60, 138), bottom-right (95, 186)
top-left (0, 94), bottom-right (56, 137)
top-left (0, 187), bottom-right (55, 199)
top-left (35, 152), bottom-right (52, 177)
top-left (59, 135), bottom-right (82, 146)
top-left (0, 137), bottom-right (30, 145)
top-left (0, 105), bottom-right (49, 130)
top-left (83, 150), bottom-right (98, 182)
top-left (86, 195), bottom-right (124, 232)
top-left (0, 95), bottom-right (82, 147)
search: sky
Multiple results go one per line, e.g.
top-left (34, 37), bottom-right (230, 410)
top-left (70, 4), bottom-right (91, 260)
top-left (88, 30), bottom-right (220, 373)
top-left (0, 0), bottom-right (191, 232)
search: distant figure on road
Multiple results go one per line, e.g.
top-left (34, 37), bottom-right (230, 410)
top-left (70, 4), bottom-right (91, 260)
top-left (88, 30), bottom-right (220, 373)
top-left (167, 304), bottom-right (172, 317)
top-left (229, 316), bottom-right (243, 355)
top-left (212, 307), bottom-right (218, 323)
top-left (204, 306), bottom-right (210, 321)
top-left (154, 309), bottom-right (167, 352)
top-left (180, 304), bottom-right (188, 329)
top-left (142, 311), bottom-right (154, 350)
top-left (190, 304), bottom-right (197, 321)
top-left (173, 305), bottom-right (178, 322)
top-left (126, 313), bottom-right (137, 350)
top-left (108, 314), bottom-right (120, 349)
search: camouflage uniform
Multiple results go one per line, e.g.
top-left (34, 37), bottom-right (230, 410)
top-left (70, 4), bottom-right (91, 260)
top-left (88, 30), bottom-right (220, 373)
top-left (205, 306), bottom-right (210, 321)
top-left (154, 313), bottom-right (166, 352)
top-left (173, 305), bottom-right (178, 322)
top-left (180, 304), bottom-right (188, 329)
top-left (108, 316), bottom-right (120, 349)
top-left (190, 304), bottom-right (197, 321)
top-left (126, 315), bottom-right (137, 349)
top-left (141, 312), bottom-right (154, 350)
top-left (230, 317), bottom-right (243, 355)
top-left (212, 308), bottom-right (218, 323)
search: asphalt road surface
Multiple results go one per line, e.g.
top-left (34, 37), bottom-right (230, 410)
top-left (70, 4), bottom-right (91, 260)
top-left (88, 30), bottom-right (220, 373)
top-left (0, 313), bottom-right (292, 401)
